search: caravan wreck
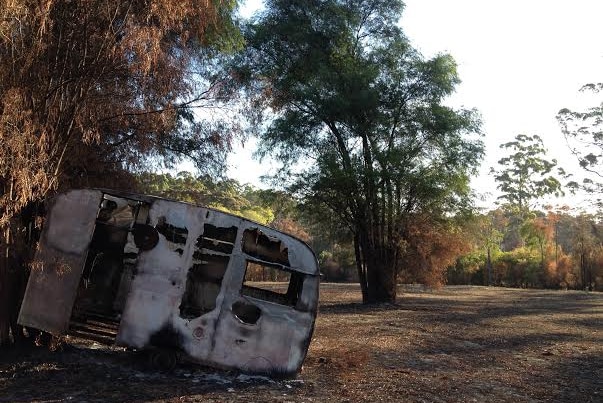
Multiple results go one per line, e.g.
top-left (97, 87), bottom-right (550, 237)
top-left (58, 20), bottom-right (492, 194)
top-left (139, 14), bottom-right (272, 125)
top-left (18, 189), bottom-right (319, 375)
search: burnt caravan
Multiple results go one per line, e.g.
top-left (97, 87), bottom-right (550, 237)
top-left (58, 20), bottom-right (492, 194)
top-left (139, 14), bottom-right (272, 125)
top-left (18, 189), bottom-right (319, 375)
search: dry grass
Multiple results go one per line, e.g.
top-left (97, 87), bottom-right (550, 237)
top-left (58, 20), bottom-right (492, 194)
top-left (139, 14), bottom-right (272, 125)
top-left (1, 284), bottom-right (602, 402)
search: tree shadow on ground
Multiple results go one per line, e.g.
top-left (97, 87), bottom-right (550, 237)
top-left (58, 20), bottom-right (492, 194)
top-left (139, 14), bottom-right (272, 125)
top-left (315, 285), bottom-right (602, 402)
top-left (548, 351), bottom-right (603, 402)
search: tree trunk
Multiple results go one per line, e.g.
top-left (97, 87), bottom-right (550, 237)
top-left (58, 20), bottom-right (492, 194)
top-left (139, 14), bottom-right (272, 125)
top-left (0, 227), bottom-right (10, 345)
top-left (365, 257), bottom-right (396, 303)
top-left (357, 232), bottom-right (396, 304)
top-left (0, 209), bottom-right (38, 347)
top-left (354, 234), bottom-right (368, 303)
top-left (0, 223), bottom-right (22, 347)
top-left (486, 246), bottom-right (492, 286)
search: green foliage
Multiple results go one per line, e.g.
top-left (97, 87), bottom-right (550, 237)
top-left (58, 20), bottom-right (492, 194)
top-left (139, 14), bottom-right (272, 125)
top-left (450, 210), bottom-right (505, 285)
top-left (493, 248), bottom-right (542, 288)
top-left (136, 172), bottom-right (274, 224)
top-left (447, 251), bottom-right (486, 285)
top-left (491, 134), bottom-right (567, 216)
top-left (318, 243), bottom-right (356, 282)
top-left (557, 83), bottom-right (603, 212)
top-left (450, 207), bottom-right (603, 291)
top-left (238, 0), bottom-right (483, 301)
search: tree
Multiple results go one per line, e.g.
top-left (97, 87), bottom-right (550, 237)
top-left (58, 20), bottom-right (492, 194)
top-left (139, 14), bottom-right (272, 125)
top-left (521, 216), bottom-right (551, 268)
top-left (571, 214), bottom-right (600, 290)
top-left (557, 83), bottom-right (603, 210)
top-left (491, 134), bottom-right (566, 216)
top-left (137, 172), bottom-right (276, 224)
top-left (0, 1), bottom-right (242, 221)
top-left (0, 0), bottom-right (241, 346)
top-left (399, 214), bottom-right (473, 289)
top-left (472, 210), bottom-right (505, 285)
top-left (491, 134), bottom-right (568, 252)
top-left (238, 0), bottom-right (483, 302)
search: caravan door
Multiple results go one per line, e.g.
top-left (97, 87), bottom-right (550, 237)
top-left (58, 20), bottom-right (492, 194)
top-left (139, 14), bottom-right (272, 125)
top-left (18, 190), bottom-right (102, 334)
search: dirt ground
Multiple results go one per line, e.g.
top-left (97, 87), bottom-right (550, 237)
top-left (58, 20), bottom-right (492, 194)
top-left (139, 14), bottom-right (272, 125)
top-left (1, 284), bottom-right (602, 402)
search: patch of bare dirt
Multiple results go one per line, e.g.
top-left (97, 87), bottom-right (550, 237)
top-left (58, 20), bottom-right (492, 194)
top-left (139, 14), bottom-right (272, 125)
top-left (1, 285), bottom-right (602, 402)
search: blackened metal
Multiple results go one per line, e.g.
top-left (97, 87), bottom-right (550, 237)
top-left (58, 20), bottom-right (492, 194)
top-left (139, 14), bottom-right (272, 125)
top-left (196, 224), bottom-right (237, 254)
top-left (242, 228), bottom-right (290, 265)
top-left (231, 301), bottom-right (262, 325)
top-left (155, 218), bottom-right (188, 245)
top-left (132, 224), bottom-right (159, 250)
top-left (149, 324), bottom-right (183, 350)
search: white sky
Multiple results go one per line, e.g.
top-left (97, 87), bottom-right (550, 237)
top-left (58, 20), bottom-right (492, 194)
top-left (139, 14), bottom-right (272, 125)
top-left (223, 0), bottom-right (603, 210)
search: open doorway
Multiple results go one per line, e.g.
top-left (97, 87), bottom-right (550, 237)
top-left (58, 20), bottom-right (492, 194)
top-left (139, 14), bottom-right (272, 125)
top-left (69, 194), bottom-right (148, 344)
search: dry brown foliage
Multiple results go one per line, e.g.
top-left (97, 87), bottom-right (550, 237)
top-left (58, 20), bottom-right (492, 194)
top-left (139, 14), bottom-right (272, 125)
top-left (0, 0), bottom-right (239, 224)
top-left (399, 215), bottom-right (473, 289)
top-left (271, 217), bottom-right (312, 243)
top-left (0, 0), bottom-right (240, 346)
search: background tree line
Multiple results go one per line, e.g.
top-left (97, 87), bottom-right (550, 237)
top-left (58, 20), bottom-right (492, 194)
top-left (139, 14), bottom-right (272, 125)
top-left (138, 172), bottom-right (603, 292)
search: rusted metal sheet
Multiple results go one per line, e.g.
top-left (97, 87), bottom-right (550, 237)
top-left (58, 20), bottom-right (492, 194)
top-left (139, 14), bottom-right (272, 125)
top-left (18, 189), bottom-right (102, 334)
top-left (18, 189), bottom-right (319, 376)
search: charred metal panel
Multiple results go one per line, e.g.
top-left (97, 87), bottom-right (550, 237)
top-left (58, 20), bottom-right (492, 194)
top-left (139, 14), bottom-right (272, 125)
top-left (208, 253), bottom-right (319, 375)
top-left (116, 200), bottom-right (199, 348)
top-left (18, 189), bottom-right (103, 334)
top-left (242, 228), bottom-right (289, 265)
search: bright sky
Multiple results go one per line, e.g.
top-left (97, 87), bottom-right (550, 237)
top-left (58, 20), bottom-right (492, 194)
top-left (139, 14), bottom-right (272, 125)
top-left (224, 0), bottom-right (603, 210)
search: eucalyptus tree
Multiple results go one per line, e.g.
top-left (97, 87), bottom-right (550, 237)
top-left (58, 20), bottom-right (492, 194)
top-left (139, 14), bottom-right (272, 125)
top-left (491, 134), bottom-right (568, 251)
top-left (558, 83), bottom-right (603, 211)
top-left (239, 0), bottom-right (483, 302)
top-left (491, 134), bottom-right (566, 217)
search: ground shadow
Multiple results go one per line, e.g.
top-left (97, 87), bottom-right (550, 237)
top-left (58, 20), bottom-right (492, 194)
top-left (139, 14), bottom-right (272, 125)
top-left (0, 343), bottom-right (287, 403)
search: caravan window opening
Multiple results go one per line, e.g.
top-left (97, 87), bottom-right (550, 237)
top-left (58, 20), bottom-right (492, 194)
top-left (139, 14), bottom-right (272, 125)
top-left (241, 260), bottom-right (304, 308)
top-left (179, 252), bottom-right (229, 319)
